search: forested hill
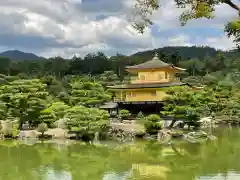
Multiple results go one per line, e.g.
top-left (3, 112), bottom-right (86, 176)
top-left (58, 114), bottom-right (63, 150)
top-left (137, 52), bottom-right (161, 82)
top-left (0, 46), bottom-right (239, 85)
top-left (0, 46), bottom-right (239, 62)
top-left (131, 46), bottom-right (240, 60)
top-left (0, 50), bottom-right (44, 61)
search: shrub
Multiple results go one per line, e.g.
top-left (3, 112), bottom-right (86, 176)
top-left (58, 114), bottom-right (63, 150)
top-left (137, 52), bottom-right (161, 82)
top-left (70, 126), bottom-right (81, 132)
top-left (65, 106), bottom-right (110, 132)
top-left (65, 106), bottom-right (110, 142)
top-left (144, 114), bottom-right (163, 136)
top-left (119, 109), bottom-right (131, 120)
top-left (2, 120), bottom-right (13, 137)
top-left (37, 123), bottom-right (48, 136)
top-left (136, 111), bottom-right (144, 120)
top-left (1, 119), bottom-right (19, 138)
top-left (185, 110), bottom-right (201, 129)
top-left (54, 118), bottom-right (68, 129)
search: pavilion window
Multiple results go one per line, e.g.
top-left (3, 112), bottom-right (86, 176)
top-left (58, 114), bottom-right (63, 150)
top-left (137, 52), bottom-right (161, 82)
top-left (170, 74), bottom-right (174, 80)
top-left (139, 75), bottom-right (145, 80)
top-left (165, 72), bottom-right (168, 79)
top-left (151, 91), bottom-right (156, 96)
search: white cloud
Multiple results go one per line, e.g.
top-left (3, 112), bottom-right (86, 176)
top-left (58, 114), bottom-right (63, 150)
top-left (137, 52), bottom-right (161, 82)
top-left (168, 34), bottom-right (192, 46)
top-left (202, 36), bottom-right (236, 51)
top-left (0, 0), bottom-right (238, 58)
top-left (0, 0), bottom-right (156, 57)
top-left (152, 33), bottom-right (235, 51)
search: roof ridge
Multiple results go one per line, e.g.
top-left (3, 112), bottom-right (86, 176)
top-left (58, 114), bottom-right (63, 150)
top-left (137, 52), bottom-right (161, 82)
top-left (126, 53), bottom-right (185, 71)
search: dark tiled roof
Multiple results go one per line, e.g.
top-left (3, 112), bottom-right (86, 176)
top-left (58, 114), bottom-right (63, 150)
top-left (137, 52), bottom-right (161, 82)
top-left (126, 53), bottom-right (170, 69)
top-left (108, 82), bottom-right (186, 89)
top-left (126, 53), bottom-right (185, 71)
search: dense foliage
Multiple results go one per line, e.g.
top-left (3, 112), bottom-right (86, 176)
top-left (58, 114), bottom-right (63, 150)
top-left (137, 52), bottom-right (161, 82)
top-left (162, 83), bottom-right (240, 128)
top-left (65, 106), bottom-right (110, 132)
top-left (0, 46), bottom-right (239, 136)
top-left (0, 79), bottom-right (49, 128)
top-left (0, 74), bottom-right (111, 138)
top-left (1, 46), bottom-right (240, 84)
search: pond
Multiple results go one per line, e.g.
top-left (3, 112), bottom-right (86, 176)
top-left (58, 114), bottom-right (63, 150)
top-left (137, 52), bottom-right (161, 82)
top-left (1, 128), bottom-right (240, 180)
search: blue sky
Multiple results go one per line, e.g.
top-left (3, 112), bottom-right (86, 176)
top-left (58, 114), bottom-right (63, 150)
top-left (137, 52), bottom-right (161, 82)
top-left (0, 0), bottom-right (238, 58)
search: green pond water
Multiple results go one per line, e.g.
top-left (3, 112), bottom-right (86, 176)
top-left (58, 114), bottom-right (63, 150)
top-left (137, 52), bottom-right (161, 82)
top-left (1, 128), bottom-right (240, 180)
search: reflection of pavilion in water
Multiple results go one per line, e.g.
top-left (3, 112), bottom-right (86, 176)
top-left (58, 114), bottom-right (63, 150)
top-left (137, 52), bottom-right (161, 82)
top-left (103, 171), bottom-right (130, 180)
top-left (102, 170), bottom-right (240, 180)
top-left (197, 172), bottom-right (240, 180)
top-left (46, 169), bottom-right (72, 180)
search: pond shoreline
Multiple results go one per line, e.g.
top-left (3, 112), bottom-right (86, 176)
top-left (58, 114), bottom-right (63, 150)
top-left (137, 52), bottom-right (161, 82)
top-left (4, 127), bottom-right (218, 145)
top-left (0, 119), bottom-right (233, 143)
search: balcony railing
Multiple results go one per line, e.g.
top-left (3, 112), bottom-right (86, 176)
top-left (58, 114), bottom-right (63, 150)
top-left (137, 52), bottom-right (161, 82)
top-left (131, 78), bottom-right (180, 84)
top-left (130, 76), bottom-right (138, 81)
top-left (170, 77), bottom-right (180, 81)
top-left (114, 97), bottom-right (126, 102)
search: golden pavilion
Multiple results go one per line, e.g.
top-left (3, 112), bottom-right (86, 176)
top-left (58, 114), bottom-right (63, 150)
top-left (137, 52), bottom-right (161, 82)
top-left (105, 53), bottom-right (187, 114)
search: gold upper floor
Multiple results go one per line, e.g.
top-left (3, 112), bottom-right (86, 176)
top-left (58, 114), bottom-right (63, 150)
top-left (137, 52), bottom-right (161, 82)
top-left (125, 53), bottom-right (185, 84)
top-left (130, 69), bottom-right (180, 84)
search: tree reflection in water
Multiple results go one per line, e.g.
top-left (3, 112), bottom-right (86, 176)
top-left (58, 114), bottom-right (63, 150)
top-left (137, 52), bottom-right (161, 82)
top-left (0, 128), bottom-right (239, 180)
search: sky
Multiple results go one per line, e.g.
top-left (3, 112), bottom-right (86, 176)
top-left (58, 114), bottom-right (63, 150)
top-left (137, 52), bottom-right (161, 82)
top-left (0, 0), bottom-right (239, 58)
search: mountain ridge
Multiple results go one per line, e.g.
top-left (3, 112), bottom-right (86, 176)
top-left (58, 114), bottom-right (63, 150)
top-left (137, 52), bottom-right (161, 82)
top-left (0, 46), bottom-right (239, 61)
top-left (130, 46), bottom-right (239, 60)
top-left (0, 50), bottom-right (44, 61)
